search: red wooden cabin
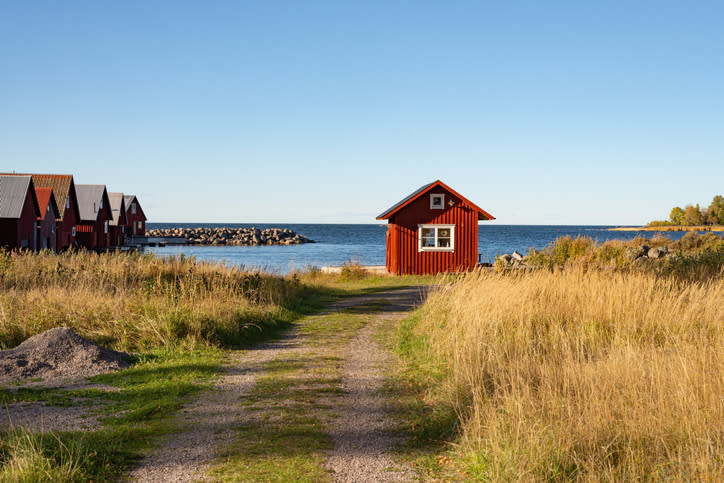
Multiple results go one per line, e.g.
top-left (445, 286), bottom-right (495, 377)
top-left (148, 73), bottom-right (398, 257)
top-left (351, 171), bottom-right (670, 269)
top-left (0, 175), bottom-right (40, 251)
top-left (123, 195), bottom-right (147, 237)
top-left (0, 173), bottom-right (80, 251)
top-left (35, 187), bottom-right (60, 251)
top-left (75, 184), bottom-right (113, 250)
top-left (108, 192), bottom-right (127, 247)
top-left (376, 180), bottom-right (495, 275)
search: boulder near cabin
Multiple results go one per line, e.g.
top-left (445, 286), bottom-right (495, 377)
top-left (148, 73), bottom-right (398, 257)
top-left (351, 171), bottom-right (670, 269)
top-left (376, 180), bottom-right (494, 275)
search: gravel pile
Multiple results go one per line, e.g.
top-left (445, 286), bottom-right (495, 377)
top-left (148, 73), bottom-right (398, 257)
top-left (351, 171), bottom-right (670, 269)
top-left (0, 327), bottom-right (130, 385)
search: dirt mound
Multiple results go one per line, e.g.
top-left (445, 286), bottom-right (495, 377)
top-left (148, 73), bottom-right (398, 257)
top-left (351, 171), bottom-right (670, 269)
top-left (0, 327), bottom-right (129, 385)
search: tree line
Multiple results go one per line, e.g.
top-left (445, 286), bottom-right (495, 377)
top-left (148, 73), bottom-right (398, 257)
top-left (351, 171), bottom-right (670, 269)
top-left (648, 195), bottom-right (724, 226)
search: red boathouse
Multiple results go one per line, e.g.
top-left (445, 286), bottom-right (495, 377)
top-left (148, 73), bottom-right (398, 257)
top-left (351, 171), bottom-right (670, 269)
top-left (0, 175), bottom-right (41, 251)
top-left (35, 187), bottom-right (60, 251)
top-left (75, 184), bottom-right (113, 250)
top-left (123, 194), bottom-right (147, 237)
top-left (108, 192), bottom-right (127, 247)
top-left (376, 180), bottom-right (495, 275)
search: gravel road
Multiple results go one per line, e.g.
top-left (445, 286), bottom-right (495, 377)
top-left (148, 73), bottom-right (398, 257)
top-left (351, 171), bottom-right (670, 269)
top-left (129, 286), bottom-right (427, 482)
top-left (128, 335), bottom-right (305, 482)
top-left (325, 287), bottom-right (424, 482)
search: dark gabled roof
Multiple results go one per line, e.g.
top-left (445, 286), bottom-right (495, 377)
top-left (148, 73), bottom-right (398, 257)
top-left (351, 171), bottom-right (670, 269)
top-left (124, 194), bottom-right (147, 221)
top-left (76, 184), bottom-right (109, 222)
top-left (0, 175), bottom-right (39, 219)
top-left (35, 187), bottom-right (60, 221)
top-left (376, 179), bottom-right (495, 221)
top-left (0, 173), bottom-right (76, 221)
top-left (108, 192), bottom-right (126, 226)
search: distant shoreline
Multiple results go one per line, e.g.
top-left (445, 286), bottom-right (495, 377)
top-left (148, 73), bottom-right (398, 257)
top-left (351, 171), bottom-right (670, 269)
top-left (609, 225), bottom-right (724, 232)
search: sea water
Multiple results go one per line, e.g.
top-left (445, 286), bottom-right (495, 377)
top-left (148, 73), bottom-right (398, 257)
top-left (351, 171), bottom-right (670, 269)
top-left (146, 223), bottom-right (705, 274)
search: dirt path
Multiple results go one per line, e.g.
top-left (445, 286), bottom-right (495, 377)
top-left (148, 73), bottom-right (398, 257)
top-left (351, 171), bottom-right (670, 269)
top-left (325, 288), bottom-right (422, 482)
top-left (128, 335), bottom-right (304, 482)
top-left (129, 286), bottom-right (426, 482)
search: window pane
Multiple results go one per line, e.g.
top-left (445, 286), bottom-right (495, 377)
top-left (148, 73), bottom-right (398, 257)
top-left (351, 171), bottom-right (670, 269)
top-left (421, 227), bottom-right (435, 247)
top-left (437, 227), bottom-right (452, 248)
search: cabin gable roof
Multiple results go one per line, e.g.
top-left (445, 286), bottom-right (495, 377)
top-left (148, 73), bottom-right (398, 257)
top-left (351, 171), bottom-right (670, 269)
top-left (76, 184), bottom-right (112, 222)
top-left (0, 173), bottom-right (79, 223)
top-left (108, 192), bottom-right (127, 226)
top-left (35, 187), bottom-right (60, 221)
top-left (376, 180), bottom-right (495, 221)
top-left (124, 194), bottom-right (147, 221)
top-left (0, 175), bottom-right (40, 219)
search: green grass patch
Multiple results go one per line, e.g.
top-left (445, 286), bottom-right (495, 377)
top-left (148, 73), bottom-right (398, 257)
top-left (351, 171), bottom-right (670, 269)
top-left (209, 305), bottom-right (386, 481)
top-left (1, 348), bottom-right (224, 481)
top-left (380, 310), bottom-right (467, 481)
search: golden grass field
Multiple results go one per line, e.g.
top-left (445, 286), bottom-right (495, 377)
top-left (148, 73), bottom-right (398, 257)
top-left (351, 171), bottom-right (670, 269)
top-left (416, 268), bottom-right (724, 480)
top-left (0, 250), bottom-right (311, 351)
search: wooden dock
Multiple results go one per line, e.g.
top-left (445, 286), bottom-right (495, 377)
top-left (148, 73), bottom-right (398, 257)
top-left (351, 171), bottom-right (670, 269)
top-left (124, 236), bottom-right (188, 248)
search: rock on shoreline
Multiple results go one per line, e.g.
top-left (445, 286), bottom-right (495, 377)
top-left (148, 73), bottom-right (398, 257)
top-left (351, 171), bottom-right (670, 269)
top-left (145, 227), bottom-right (315, 246)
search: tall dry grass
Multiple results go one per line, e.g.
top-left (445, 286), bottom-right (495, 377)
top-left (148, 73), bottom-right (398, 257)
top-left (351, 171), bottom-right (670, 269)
top-left (0, 249), bottom-right (306, 351)
top-left (418, 269), bottom-right (724, 480)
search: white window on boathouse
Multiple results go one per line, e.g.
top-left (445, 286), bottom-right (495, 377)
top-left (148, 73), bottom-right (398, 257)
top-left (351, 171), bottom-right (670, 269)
top-left (418, 224), bottom-right (454, 252)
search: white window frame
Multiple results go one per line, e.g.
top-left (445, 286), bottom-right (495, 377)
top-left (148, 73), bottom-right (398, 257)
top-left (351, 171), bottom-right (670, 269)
top-left (104, 220), bottom-right (109, 234)
top-left (72, 226), bottom-right (76, 237)
top-left (131, 202), bottom-right (136, 214)
top-left (418, 224), bottom-right (455, 252)
top-left (430, 193), bottom-right (445, 210)
top-left (66, 195), bottom-right (70, 209)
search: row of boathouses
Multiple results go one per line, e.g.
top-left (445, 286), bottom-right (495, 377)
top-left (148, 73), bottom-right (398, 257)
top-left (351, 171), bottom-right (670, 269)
top-left (0, 173), bottom-right (147, 252)
top-left (2, 174), bottom-right (495, 275)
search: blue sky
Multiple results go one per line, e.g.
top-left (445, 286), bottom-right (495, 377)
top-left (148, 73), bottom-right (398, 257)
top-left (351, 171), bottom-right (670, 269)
top-left (1, 1), bottom-right (722, 224)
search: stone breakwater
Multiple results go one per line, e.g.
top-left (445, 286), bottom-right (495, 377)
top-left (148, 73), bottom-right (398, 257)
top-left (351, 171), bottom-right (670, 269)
top-left (145, 227), bottom-right (314, 246)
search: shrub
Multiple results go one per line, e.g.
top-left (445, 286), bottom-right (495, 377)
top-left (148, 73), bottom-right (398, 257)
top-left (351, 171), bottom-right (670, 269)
top-left (339, 261), bottom-right (369, 281)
